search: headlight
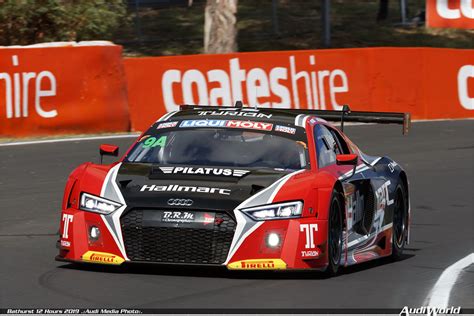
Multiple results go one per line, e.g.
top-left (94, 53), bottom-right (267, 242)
top-left (80, 193), bottom-right (122, 215)
top-left (241, 201), bottom-right (303, 221)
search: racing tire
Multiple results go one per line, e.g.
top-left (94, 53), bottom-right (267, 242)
top-left (391, 182), bottom-right (408, 260)
top-left (325, 189), bottom-right (344, 276)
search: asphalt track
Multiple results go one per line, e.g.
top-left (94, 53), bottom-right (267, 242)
top-left (0, 120), bottom-right (473, 310)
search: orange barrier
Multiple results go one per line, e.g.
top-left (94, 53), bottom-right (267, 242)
top-left (124, 48), bottom-right (474, 131)
top-left (426, 0), bottom-right (474, 29)
top-left (0, 43), bottom-right (130, 137)
top-left (1, 45), bottom-right (471, 138)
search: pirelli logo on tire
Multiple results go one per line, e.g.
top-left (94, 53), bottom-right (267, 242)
top-left (81, 251), bottom-right (125, 265)
top-left (227, 259), bottom-right (287, 270)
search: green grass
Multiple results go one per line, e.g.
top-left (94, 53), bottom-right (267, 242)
top-left (114, 0), bottom-right (474, 57)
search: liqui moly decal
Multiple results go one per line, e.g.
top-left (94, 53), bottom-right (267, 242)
top-left (179, 119), bottom-right (273, 131)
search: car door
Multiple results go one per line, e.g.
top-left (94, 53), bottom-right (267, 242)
top-left (314, 123), bottom-right (381, 251)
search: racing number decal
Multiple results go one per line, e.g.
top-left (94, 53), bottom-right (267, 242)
top-left (142, 136), bottom-right (167, 148)
top-left (62, 214), bottom-right (73, 239)
top-left (300, 224), bottom-right (318, 249)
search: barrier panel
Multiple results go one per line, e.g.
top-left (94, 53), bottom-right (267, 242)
top-left (1, 45), bottom-right (472, 138)
top-left (0, 42), bottom-right (130, 137)
top-left (426, 0), bottom-right (474, 29)
top-left (124, 47), bottom-right (474, 131)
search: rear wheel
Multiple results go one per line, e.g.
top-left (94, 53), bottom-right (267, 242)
top-left (391, 183), bottom-right (408, 260)
top-left (325, 190), bottom-right (343, 276)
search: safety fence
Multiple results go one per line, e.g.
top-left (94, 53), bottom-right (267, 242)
top-left (0, 43), bottom-right (473, 137)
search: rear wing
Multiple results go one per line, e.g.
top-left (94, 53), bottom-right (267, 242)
top-left (289, 105), bottom-right (411, 135)
top-left (179, 103), bottom-right (411, 135)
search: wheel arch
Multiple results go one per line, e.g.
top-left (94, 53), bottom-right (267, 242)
top-left (398, 170), bottom-right (409, 201)
top-left (397, 170), bottom-right (410, 244)
top-left (333, 180), bottom-right (346, 229)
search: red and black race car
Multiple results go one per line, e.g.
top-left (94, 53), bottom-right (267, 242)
top-left (56, 104), bottom-right (411, 275)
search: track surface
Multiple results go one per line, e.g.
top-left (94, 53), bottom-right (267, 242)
top-left (1, 120), bottom-right (473, 309)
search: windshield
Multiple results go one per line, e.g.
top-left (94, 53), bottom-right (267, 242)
top-left (125, 125), bottom-right (309, 170)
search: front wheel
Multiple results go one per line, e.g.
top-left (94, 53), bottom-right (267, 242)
top-left (391, 183), bottom-right (408, 260)
top-left (325, 190), bottom-right (343, 276)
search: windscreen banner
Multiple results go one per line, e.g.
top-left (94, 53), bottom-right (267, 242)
top-left (124, 48), bottom-right (474, 131)
top-left (0, 43), bottom-right (130, 137)
top-left (426, 0), bottom-right (474, 29)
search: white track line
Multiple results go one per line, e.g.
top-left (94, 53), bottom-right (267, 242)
top-left (425, 253), bottom-right (473, 308)
top-left (0, 134), bottom-right (140, 147)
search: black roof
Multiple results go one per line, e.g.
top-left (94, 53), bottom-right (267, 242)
top-left (165, 104), bottom-right (411, 135)
top-left (170, 106), bottom-right (309, 126)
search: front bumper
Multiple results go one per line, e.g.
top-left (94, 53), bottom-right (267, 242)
top-left (56, 208), bottom-right (329, 270)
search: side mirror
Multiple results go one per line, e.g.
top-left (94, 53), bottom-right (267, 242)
top-left (336, 154), bottom-right (358, 166)
top-left (99, 144), bottom-right (119, 164)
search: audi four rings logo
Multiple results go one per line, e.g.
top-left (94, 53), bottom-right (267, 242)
top-left (167, 199), bottom-right (194, 206)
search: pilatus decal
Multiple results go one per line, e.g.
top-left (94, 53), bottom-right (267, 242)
top-left (159, 166), bottom-right (249, 177)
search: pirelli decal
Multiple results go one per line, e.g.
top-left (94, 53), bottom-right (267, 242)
top-left (227, 259), bottom-right (287, 270)
top-left (81, 251), bottom-right (125, 265)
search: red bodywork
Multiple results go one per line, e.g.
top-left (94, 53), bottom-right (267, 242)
top-left (57, 118), bottom-right (405, 271)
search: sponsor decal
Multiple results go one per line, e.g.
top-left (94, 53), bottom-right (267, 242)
top-left (140, 184), bottom-right (231, 195)
top-left (458, 65), bottom-right (474, 110)
top-left (167, 198), bottom-right (193, 206)
top-left (157, 121), bottom-right (178, 129)
top-left (1, 55), bottom-right (58, 119)
top-left (161, 56), bottom-right (349, 112)
top-left (301, 250), bottom-right (320, 258)
top-left (162, 211), bottom-right (194, 223)
top-left (81, 251), bottom-right (125, 265)
top-left (399, 306), bottom-right (460, 316)
top-left (300, 223), bottom-right (318, 249)
top-left (157, 211), bottom-right (217, 227)
top-left (179, 119), bottom-right (273, 131)
top-left (159, 166), bottom-right (249, 177)
top-left (275, 125), bottom-right (296, 134)
top-left (198, 110), bottom-right (272, 118)
top-left (375, 180), bottom-right (394, 210)
top-left (61, 214), bottom-right (73, 239)
top-left (60, 240), bottom-right (71, 248)
top-left (427, 0), bottom-right (474, 29)
top-left (388, 161), bottom-right (398, 173)
top-left (227, 259), bottom-right (287, 270)
top-left (227, 120), bottom-right (273, 131)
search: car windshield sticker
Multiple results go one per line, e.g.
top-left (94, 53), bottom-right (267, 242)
top-left (142, 136), bottom-right (167, 148)
top-left (179, 120), bottom-right (273, 131)
top-left (275, 125), bottom-right (296, 134)
top-left (157, 121), bottom-right (178, 129)
top-left (197, 110), bottom-right (272, 118)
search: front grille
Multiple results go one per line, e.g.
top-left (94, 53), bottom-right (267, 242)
top-left (120, 209), bottom-right (236, 264)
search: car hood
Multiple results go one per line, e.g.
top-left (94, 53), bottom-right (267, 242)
top-left (115, 163), bottom-right (292, 211)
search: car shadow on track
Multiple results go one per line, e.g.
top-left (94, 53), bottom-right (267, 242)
top-left (56, 254), bottom-right (414, 280)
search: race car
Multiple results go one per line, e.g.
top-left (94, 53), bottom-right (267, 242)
top-left (56, 104), bottom-right (411, 275)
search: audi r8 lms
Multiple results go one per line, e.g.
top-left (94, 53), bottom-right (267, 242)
top-left (56, 104), bottom-right (411, 275)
